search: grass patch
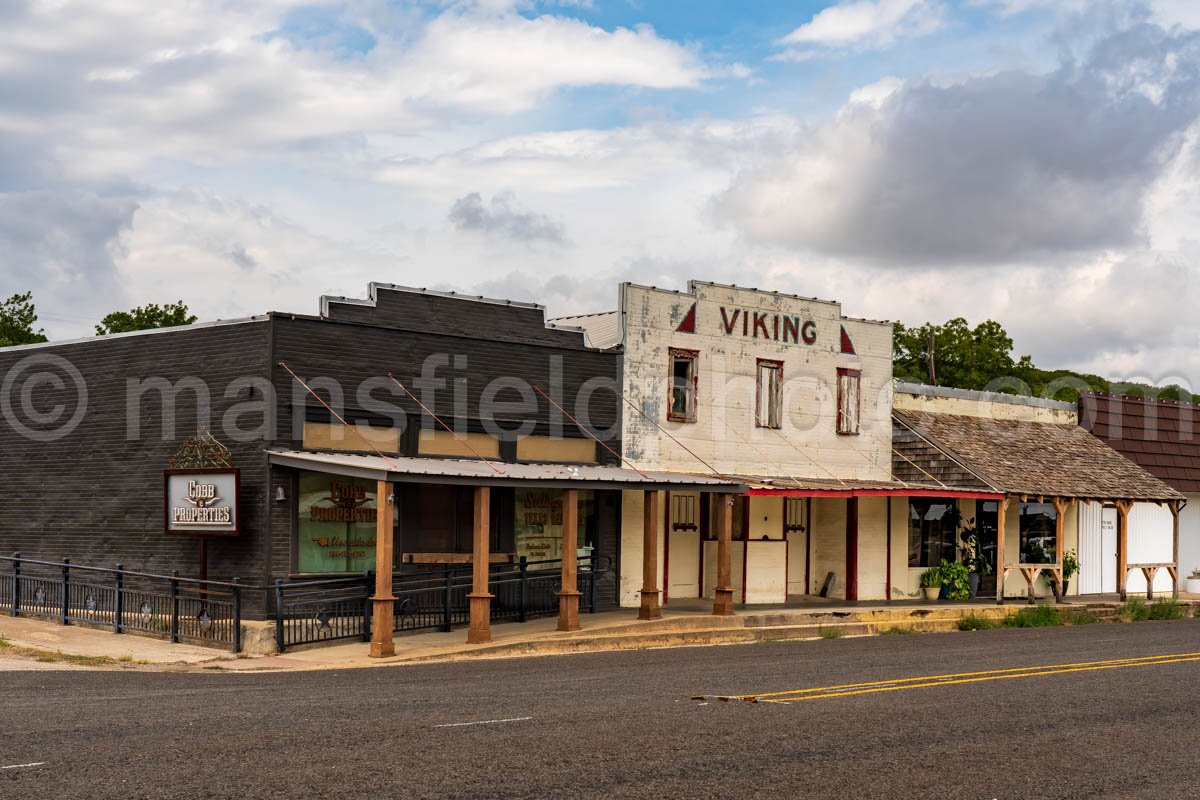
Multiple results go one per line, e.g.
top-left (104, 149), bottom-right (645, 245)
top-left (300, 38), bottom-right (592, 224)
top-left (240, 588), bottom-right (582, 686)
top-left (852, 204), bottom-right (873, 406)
top-left (1194, 607), bottom-right (1200, 620)
top-left (818, 626), bottom-right (845, 640)
top-left (1118, 598), bottom-right (1150, 622)
top-left (1148, 598), bottom-right (1186, 620)
top-left (879, 626), bottom-right (914, 635)
top-left (1062, 610), bottom-right (1101, 625)
top-left (117, 654), bottom-right (133, 663)
top-left (957, 614), bottom-right (999, 631)
top-left (1003, 605), bottom-right (1063, 628)
top-left (0, 635), bottom-right (11, 649)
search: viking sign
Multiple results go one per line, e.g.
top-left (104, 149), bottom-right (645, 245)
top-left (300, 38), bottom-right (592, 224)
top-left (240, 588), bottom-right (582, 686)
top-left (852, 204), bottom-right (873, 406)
top-left (164, 469), bottom-right (240, 536)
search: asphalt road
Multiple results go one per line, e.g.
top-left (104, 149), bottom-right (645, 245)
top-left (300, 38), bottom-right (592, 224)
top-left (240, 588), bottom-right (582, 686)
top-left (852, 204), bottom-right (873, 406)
top-left (4, 621), bottom-right (1200, 799)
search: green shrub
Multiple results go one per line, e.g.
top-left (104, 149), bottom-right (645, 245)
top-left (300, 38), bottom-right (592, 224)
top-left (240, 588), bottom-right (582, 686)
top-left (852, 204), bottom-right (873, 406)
top-left (818, 626), bottom-right (845, 639)
top-left (1118, 598), bottom-right (1150, 622)
top-left (937, 560), bottom-right (971, 601)
top-left (1003, 605), bottom-right (1063, 628)
top-left (1062, 610), bottom-right (1100, 625)
top-left (958, 614), bottom-right (998, 631)
top-left (880, 626), bottom-right (914, 635)
top-left (1148, 598), bottom-right (1186, 620)
top-left (919, 568), bottom-right (941, 589)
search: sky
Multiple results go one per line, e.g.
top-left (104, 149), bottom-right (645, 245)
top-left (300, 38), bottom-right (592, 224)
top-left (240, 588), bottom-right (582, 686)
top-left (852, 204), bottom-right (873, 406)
top-left (3, 0), bottom-right (1200, 388)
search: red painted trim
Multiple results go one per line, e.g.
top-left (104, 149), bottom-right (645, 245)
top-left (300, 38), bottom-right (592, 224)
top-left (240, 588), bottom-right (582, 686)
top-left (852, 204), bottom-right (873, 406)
top-left (662, 490), bottom-right (671, 606)
top-left (698, 493), bottom-right (709, 594)
top-left (804, 498), bottom-right (812, 595)
top-left (740, 498), bottom-right (750, 603)
top-left (782, 497), bottom-right (790, 598)
top-left (846, 497), bottom-right (859, 602)
top-left (885, 497), bottom-right (893, 600)
top-left (745, 488), bottom-right (1004, 499)
top-left (840, 325), bottom-right (857, 355)
top-left (675, 302), bottom-right (696, 334)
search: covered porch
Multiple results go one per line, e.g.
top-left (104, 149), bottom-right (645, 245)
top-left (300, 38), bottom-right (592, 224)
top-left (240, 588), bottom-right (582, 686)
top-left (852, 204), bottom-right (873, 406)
top-left (268, 450), bottom-right (743, 656)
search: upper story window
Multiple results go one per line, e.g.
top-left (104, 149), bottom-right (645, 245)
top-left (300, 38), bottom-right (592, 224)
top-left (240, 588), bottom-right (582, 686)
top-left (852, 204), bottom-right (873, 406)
top-left (668, 348), bottom-right (698, 423)
top-left (756, 359), bottom-right (783, 429)
top-left (836, 368), bottom-right (861, 435)
top-left (784, 497), bottom-right (806, 533)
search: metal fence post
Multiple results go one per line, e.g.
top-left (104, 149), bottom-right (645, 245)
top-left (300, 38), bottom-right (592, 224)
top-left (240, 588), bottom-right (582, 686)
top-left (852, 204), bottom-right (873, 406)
top-left (169, 571), bottom-right (180, 644)
top-left (274, 579), bottom-right (286, 653)
top-left (518, 556), bottom-right (528, 623)
top-left (114, 563), bottom-right (124, 634)
top-left (441, 565), bottom-right (454, 632)
top-left (231, 578), bottom-right (242, 654)
top-left (61, 558), bottom-right (70, 626)
top-left (11, 553), bottom-right (20, 618)
top-left (362, 570), bottom-right (373, 642)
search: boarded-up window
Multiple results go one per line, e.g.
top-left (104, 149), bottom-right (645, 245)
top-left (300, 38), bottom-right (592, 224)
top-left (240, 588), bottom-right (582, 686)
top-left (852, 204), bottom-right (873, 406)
top-left (756, 359), bottom-right (783, 429)
top-left (837, 368), bottom-right (861, 435)
top-left (668, 348), bottom-right (698, 423)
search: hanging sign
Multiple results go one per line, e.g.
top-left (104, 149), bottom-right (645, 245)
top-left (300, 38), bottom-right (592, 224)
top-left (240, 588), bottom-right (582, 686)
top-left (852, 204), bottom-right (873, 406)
top-left (164, 468), bottom-right (240, 536)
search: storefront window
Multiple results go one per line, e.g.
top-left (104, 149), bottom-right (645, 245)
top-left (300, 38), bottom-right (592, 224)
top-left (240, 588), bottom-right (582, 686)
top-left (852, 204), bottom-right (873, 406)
top-left (296, 471), bottom-right (382, 574)
top-left (514, 489), bottom-right (593, 566)
top-left (1019, 502), bottom-right (1057, 564)
top-left (908, 499), bottom-right (958, 568)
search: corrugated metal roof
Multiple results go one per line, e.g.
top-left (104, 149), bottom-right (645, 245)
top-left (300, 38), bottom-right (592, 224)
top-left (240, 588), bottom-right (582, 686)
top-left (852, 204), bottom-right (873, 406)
top-left (549, 311), bottom-right (621, 349)
top-left (268, 450), bottom-right (744, 492)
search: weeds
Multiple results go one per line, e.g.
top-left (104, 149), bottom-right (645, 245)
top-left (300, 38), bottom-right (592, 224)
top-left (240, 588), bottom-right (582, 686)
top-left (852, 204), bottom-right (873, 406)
top-left (1062, 610), bottom-right (1100, 625)
top-left (1003, 605), bottom-right (1062, 628)
top-left (1118, 598), bottom-right (1150, 622)
top-left (880, 626), bottom-right (914, 635)
top-left (818, 626), bottom-right (845, 640)
top-left (0, 635), bottom-right (11, 649)
top-left (1148, 598), bottom-right (1186, 620)
top-left (958, 614), bottom-right (999, 631)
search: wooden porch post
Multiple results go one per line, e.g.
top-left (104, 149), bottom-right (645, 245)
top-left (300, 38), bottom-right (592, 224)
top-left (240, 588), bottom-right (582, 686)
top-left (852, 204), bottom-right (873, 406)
top-left (558, 488), bottom-right (581, 631)
top-left (713, 494), bottom-right (735, 616)
top-left (1171, 500), bottom-right (1182, 598)
top-left (1116, 500), bottom-right (1131, 602)
top-left (1052, 497), bottom-right (1070, 604)
top-left (467, 486), bottom-right (493, 644)
top-left (369, 480), bottom-right (396, 658)
top-left (639, 490), bottom-right (662, 620)
top-left (995, 496), bottom-right (1008, 606)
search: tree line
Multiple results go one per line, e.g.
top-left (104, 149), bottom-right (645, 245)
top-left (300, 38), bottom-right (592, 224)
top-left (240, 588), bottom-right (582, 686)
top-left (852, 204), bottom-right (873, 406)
top-left (0, 292), bottom-right (197, 347)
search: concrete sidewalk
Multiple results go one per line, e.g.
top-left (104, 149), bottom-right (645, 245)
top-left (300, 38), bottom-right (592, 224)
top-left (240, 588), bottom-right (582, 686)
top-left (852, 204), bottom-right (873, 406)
top-left (4, 595), bottom-right (1197, 672)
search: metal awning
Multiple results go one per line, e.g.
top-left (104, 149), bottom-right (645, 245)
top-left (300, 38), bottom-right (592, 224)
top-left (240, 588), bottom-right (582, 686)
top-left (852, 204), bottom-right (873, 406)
top-left (268, 450), bottom-right (746, 493)
top-left (714, 474), bottom-right (1003, 500)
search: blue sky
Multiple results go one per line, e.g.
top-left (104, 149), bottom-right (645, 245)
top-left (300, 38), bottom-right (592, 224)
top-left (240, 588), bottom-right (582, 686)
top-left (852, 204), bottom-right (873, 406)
top-left (2, 0), bottom-right (1200, 382)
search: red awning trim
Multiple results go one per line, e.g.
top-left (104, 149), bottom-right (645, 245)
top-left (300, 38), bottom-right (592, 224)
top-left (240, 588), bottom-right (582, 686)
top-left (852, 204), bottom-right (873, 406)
top-left (745, 488), bottom-right (1004, 500)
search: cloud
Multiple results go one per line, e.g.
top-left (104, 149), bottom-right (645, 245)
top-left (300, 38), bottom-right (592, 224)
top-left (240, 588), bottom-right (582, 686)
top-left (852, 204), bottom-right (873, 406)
top-left (776, 0), bottom-right (943, 57)
top-left (448, 191), bottom-right (566, 243)
top-left (718, 22), bottom-right (1200, 264)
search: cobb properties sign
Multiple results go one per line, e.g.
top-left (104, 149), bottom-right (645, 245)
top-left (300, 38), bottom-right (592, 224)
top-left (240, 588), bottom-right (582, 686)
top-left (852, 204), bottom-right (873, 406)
top-left (164, 469), bottom-right (240, 536)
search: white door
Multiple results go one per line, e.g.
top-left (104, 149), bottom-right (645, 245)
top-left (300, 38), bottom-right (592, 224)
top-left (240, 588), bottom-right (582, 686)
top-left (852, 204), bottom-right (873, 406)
top-left (1078, 502), bottom-right (1102, 595)
top-left (1101, 507), bottom-right (1118, 594)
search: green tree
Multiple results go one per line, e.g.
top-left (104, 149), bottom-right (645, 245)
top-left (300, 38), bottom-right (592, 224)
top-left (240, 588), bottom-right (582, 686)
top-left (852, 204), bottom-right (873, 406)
top-left (893, 317), bottom-right (1023, 391)
top-left (0, 292), bottom-right (49, 347)
top-left (95, 301), bottom-right (198, 335)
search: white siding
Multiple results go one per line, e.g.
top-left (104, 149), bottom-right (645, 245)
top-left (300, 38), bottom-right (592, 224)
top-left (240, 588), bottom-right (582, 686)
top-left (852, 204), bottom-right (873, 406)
top-left (1126, 502), bottom-right (1175, 595)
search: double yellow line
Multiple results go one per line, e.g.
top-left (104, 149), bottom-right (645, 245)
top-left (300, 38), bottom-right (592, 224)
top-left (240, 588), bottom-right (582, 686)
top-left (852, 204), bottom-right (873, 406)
top-left (698, 651), bottom-right (1200, 704)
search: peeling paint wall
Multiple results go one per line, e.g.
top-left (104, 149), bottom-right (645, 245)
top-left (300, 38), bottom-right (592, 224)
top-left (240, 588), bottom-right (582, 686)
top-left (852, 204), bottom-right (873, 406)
top-left (619, 282), bottom-right (894, 481)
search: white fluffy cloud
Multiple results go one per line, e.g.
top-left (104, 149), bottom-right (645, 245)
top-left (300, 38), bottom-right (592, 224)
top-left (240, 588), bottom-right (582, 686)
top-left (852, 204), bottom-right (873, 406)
top-left (776, 0), bottom-right (943, 57)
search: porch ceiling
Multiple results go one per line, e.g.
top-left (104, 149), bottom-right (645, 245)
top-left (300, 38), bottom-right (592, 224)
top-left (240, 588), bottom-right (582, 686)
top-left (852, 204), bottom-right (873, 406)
top-left (267, 449), bottom-right (746, 493)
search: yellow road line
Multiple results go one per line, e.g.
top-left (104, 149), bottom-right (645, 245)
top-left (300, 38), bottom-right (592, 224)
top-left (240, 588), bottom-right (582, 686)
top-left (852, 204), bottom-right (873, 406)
top-left (733, 651), bottom-right (1200, 702)
top-left (758, 655), bottom-right (1200, 703)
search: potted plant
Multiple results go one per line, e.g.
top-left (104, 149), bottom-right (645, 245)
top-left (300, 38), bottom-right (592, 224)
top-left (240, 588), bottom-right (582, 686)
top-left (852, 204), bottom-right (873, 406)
top-left (1046, 549), bottom-right (1079, 597)
top-left (958, 519), bottom-right (992, 598)
top-left (1186, 569), bottom-right (1200, 595)
top-left (937, 559), bottom-right (971, 601)
top-left (919, 568), bottom-right (942, 601)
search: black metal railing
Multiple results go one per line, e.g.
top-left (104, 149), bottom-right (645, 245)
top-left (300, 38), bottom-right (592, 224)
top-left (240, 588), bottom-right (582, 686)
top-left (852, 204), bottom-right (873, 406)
top-left (272, 556), bottom-right (598, 651)
top-left (1, 553), bottom-right (243, 652)
top-left (3, 552), bottom-right (603, 655)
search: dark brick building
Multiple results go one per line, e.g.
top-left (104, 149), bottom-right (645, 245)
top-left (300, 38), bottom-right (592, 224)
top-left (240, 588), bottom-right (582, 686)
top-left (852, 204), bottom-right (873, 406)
top-left (0, 284), bottom-right (632, 615)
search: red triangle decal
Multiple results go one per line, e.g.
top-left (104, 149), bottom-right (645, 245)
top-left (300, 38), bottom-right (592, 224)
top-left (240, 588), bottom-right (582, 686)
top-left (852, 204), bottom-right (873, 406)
top-left (676, 302), bottom-right (697, 334)
top-left (840, 325), bottom-right (856, 354)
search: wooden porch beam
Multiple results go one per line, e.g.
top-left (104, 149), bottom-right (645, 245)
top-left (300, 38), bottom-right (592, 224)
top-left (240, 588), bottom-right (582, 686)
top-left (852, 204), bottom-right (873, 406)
top-left (713, 495), bottom-right (735, 616)
top-left (995, 495), bottom-right (1009, 606)
top-left (1116, 500), bottom-right (1132, 602)
top-left (369, 480), bottom-right (396, 658)
top-left (1052, 497), bottom-right (1071, 604)
top-left (639, 490), bottom-right (662, 620)
top-left (1171, 500), bottom-right (1182, 598)
top-left (557, 488), bottom-right (581, 632)
top-left (467, 486), bottom-right (493, 644)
